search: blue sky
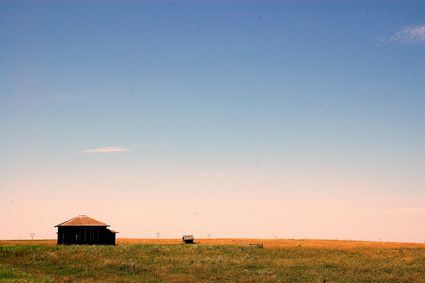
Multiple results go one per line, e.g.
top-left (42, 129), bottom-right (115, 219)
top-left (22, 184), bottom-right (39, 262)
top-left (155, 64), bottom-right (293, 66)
top-left (0, 1), bottom-right (424, 241)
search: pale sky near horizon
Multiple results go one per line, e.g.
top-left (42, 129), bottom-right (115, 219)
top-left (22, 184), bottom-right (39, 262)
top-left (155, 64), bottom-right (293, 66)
top-left (1, 1), bottom-right (424, 242)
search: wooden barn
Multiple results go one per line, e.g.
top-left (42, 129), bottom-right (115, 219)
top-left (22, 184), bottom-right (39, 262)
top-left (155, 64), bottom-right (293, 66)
top-left (182, 235), bottom-right (194, 244)
top-left (55, 215), bottom-right (118, 245)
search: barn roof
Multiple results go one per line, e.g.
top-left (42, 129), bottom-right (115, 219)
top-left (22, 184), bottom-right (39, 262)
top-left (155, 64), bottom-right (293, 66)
top-left (55, 215), bottom-right (109, 227)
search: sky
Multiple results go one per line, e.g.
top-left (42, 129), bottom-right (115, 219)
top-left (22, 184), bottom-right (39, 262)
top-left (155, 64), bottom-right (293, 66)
top-left (0, 0), bottom-right (424, 242)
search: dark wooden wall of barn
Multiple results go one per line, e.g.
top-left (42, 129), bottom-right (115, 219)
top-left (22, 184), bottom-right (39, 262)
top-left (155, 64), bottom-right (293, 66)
top-left (57, 226), bottom-right (116, 245)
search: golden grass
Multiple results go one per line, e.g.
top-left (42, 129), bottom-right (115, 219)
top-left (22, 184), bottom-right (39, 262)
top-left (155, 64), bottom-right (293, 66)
top-left (0, 240), bottom-right (56, 246)
top-left (2, 238), bottom-right (425, 282)
top-left (1, 238), bottom-right (424, 249)
top-left (119, 238), bottom-right (425, 249)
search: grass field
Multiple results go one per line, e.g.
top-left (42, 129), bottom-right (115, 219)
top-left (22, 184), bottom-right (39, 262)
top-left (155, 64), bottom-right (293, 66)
top-left (1, 239), bottom-right (425, 282)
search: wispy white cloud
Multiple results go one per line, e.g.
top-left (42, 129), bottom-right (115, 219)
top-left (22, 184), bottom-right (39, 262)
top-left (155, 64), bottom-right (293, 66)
top-left (389, 24), bottom-right (425, 43)
top-left (84, 146), bottom-right (129, 153)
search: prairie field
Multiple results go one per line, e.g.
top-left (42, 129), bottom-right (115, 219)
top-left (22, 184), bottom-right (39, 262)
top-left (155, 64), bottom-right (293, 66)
top-left (1, 239), bottom-right (425, 282)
